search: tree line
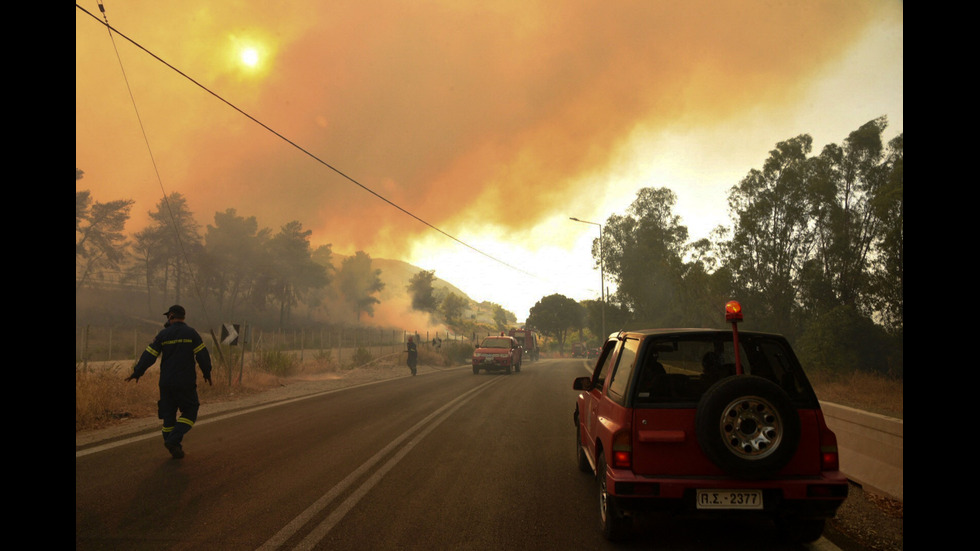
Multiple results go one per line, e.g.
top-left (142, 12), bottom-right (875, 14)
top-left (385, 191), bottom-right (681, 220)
top-left (77, 171), bottom-right (383, 329)
top-left (526, 118), bottom-right (902, 377)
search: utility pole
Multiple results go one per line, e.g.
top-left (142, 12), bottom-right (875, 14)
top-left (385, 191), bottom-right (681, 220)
top-left (569, 217), bottom-right (605, 338)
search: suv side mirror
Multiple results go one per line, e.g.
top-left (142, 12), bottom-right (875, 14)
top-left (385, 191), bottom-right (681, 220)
top-left (573, 376), bottom-right (592, 391)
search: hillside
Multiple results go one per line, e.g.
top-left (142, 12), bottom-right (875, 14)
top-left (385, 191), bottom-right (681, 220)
top-left (370, 258), bottom-right (470, 304)
top-left (367, 257), bottom-right (508, 328)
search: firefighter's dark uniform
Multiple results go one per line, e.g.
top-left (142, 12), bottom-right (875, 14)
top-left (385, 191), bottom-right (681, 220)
top-left (130, 316), bottom-right (213, 456)
top-left (406, 339), bottom-right (418, 375)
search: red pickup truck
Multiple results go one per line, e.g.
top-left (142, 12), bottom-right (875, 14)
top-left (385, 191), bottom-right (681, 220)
top-left (472, 335), bottom-right (522, 374)
top-left (572, 302), bottom-right (846, 543)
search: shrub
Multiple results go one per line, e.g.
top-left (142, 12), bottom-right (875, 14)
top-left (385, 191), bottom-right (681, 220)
top-left (416, 346), bottom-right (444, 366)
top-left (313, 349), bottom-right (332, 364)
top-left (253, 349), bottom-right (298, 376)
top-left (310, 349), bottom-right (335, 371)
top-left (442, 342), bottom-right (474, 365)
top-left (351, 347), bottom-right (373, 368)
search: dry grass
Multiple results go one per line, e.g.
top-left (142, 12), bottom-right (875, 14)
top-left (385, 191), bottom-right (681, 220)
top-left (75, 359), bottom-right (307, 432)
top-left (75, 343), bottom-right (419, 432)
top-left (807, 369), bottom-right (903, 419)
top-left (76, 363), bottom-right (159, 431)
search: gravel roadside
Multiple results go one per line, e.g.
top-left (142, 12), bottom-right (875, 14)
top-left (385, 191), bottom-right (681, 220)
top-left (825, 480), bottom-right (903, 551)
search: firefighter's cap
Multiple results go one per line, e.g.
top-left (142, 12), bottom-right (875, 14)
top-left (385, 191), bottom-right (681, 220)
top-left (163, 305), bottom-right (186, 318)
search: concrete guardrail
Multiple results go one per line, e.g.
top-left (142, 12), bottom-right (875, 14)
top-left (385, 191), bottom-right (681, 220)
top-left (820, 402), bottom-right (903, 501)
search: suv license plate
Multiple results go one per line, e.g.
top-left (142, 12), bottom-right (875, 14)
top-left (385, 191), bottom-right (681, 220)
top-left (696, 489), bottom-right (763, 510)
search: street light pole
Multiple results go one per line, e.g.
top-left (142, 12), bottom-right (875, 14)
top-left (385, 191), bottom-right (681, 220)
top-left (569, 217), bottom-right (605, 338)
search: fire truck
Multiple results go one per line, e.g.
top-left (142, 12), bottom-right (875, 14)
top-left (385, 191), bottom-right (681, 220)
top-left (509, 327), bottom-right (539, 362)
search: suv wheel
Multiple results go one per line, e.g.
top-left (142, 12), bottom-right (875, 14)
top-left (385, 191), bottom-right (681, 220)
top-left (473, 366), bottom-right (480, 375)
top-left (597, 453), bottom-right (631, 541)
top-left (695, 375), bottom-right (800, 477)
top-left (505, 361), bottom-right (512, 375)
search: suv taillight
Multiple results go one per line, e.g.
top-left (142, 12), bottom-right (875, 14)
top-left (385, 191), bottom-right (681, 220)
top-left (820, 444), bottom-right (840, 471)
top-left (612, 431), bottom-right (632, 469)
top-left (819, 420), bottom-right (840, 471)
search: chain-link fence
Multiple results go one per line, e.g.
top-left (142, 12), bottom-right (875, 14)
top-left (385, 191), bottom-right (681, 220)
top-left (75, 324), bottom-right (475, 366)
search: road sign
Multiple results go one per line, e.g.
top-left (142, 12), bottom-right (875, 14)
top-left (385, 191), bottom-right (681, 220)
top-left (221, 323), bottom-right (240, 346)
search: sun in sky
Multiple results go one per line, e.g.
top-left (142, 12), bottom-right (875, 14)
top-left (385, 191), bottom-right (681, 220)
top-left (240, 46), bottom-right (260, 68)
top-left (228, 34), bottom-right (272, 77)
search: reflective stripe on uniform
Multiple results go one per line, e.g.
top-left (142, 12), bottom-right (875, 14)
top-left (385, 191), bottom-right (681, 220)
top-left (177, 417), bottom-right (195, 427)
top-left (161, 339), bottom-right (194, 346)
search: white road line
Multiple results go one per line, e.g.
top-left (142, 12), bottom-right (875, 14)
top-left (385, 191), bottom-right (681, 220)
top-left (257, 376), bottom-right (505, 551)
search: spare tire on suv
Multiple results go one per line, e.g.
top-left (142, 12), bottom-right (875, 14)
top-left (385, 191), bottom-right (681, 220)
top-left (695, 375), bottom-right (801, 478)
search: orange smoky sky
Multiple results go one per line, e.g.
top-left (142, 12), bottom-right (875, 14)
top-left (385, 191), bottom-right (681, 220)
top-left (76, 1), bottom-right (902, 320)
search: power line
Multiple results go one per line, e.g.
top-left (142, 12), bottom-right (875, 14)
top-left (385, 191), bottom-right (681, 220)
top-left (77, 3), bottom-right (545, 284)
top-left (89, 0), bottom-right (213, 327)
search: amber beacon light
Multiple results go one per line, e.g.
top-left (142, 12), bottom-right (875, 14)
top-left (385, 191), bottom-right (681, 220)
top-left (725, 300), bottom-right (743, 323)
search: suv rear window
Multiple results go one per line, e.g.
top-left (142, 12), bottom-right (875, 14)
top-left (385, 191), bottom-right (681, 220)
top-left (631, 333), bottom-right (817, 407)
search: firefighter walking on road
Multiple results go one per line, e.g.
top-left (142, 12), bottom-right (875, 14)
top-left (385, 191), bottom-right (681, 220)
top-left (126, 304), bottom-right (213, 459)
top-left (405, 336), bottom-right (418, 376)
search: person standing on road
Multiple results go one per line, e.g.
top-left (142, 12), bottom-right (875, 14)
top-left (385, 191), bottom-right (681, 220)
top-left (406, 336), bottom-right (418, 376)
top-left (126, 304), bottom-right (213, 459)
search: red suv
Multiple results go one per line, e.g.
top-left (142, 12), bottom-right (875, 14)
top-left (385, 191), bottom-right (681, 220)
top-left (473, 335), bottom-right (522, 374)
top-left (572, 302), bottom-right (847, 542)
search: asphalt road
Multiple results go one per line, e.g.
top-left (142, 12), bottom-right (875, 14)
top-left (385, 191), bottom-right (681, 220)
top-left (76, 358), bottom-right (846, 551)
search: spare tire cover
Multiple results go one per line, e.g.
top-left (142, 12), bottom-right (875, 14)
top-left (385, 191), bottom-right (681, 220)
top-left (695, 375), bottom-right (800, 478)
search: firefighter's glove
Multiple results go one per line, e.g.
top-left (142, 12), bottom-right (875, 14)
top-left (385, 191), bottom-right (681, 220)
top-left (125, 373), bottom-right (139, 383)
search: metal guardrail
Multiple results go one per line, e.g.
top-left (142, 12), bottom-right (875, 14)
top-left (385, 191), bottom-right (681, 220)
top-left (820, 402), bottom-right (903, 501)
